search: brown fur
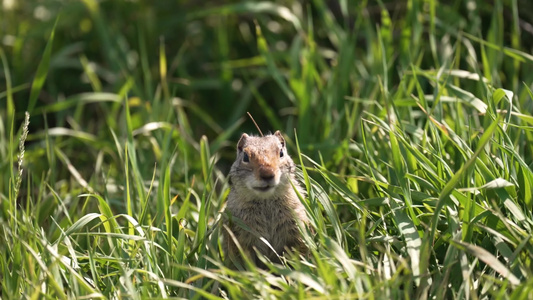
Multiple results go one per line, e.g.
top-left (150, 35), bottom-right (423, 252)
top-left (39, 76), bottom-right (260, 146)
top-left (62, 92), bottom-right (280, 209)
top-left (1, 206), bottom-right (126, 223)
top-left (223, 131), bottom-right (309, 268)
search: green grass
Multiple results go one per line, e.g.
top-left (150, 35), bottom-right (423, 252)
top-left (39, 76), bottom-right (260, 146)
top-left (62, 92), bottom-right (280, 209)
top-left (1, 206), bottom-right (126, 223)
top-left (1, 0), bottom-right (533, 298)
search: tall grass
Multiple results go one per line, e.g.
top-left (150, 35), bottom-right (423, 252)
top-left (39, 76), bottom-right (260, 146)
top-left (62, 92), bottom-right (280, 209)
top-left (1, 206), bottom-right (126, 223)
top-left (1, 0), bottom-right (533, 298)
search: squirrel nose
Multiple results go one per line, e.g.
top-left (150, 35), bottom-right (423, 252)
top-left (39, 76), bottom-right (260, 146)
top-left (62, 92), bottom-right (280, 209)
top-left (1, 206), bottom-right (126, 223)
top-left (259, 167), bottom-right (275, 181)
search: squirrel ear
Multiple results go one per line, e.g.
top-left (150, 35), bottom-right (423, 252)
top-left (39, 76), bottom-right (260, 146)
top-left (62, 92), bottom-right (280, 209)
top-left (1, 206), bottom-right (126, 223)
top-left (237, 133), bottom-right (249, 151)
top-left (274, 130), bottom-right (285, 147)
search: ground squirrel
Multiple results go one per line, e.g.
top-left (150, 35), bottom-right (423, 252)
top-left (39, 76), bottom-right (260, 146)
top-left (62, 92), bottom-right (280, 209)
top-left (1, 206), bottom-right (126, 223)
top-left (223, 130), bottom-right (309, 268)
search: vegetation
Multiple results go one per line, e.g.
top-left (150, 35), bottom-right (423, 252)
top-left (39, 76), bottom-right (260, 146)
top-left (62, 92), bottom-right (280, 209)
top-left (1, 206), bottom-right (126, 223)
top-left (1, 0), bottom-right (533, 298)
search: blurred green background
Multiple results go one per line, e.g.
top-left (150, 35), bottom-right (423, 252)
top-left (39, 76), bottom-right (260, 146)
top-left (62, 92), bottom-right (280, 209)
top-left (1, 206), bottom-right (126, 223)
top-left (3, 0), bottom-right (532, 139)
top-left (3, 0), bottom-right (533, 178)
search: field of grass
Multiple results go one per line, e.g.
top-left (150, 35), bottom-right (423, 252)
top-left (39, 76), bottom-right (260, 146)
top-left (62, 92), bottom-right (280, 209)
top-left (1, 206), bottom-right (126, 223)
top-left (1, 0), bottom-right (533, 298)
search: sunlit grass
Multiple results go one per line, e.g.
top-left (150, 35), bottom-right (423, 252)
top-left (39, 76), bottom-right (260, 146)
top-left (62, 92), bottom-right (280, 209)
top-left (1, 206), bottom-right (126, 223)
top-left (1, 0), bottom-right (533, 299)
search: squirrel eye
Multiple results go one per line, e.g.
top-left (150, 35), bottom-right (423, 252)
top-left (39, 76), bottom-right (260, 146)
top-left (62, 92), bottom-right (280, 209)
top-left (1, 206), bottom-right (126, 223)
top-left (243, 152), bottom-right (249, 163)
top-left (280, 149), bottom-right (284, 158)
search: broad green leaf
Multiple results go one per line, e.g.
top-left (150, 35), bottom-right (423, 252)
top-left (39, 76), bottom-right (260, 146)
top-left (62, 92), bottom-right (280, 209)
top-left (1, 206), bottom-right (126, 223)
top-left (28, 18), bottom-right (58, 112)
top-left (450, 239), bottom-right (520, 285)
top-left (430, 115), bottom-right (501, 242)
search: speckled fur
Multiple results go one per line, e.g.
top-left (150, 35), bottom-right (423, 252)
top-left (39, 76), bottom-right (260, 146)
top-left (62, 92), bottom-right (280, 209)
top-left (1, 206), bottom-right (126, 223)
top-left (223, 131), bottom-right (309, 268)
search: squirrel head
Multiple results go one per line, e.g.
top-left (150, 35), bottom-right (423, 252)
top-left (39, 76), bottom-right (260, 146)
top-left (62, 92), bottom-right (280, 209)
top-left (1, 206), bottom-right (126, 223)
top-left (231, 131), bottom-right (293, 198)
